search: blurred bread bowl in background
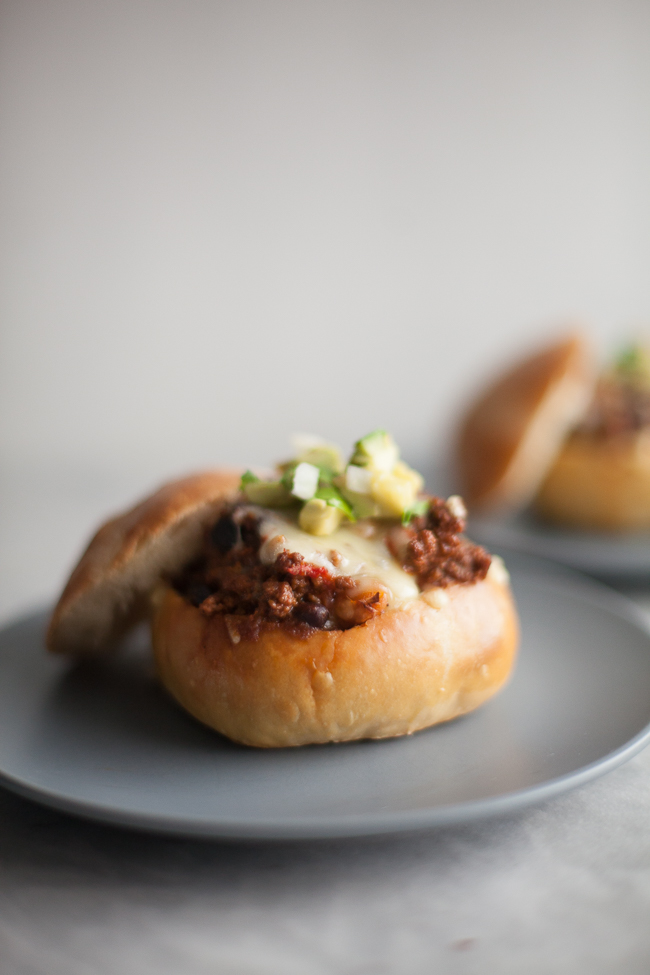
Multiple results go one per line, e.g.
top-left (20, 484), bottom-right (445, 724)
top-left (455, 332), bottom-right (650, 531)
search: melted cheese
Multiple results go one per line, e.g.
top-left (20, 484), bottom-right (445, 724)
top-left (256, 510), bottom-right (419, 608)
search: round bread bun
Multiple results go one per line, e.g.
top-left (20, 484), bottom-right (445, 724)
top-left (535, 431), bottom-right (650, 530)
top-left (456, 333), bottom-right (595, 514)
top-left (151, 568), bottom-right (518, 748)
top-left (47, 470), bottom-right (241, 656)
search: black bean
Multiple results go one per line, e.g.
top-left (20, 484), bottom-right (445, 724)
top-left (240, 517), bottom-right (260, 549)
top-left (296, 603), bottom-right (330, 628)
top-left (211, 515), bottom-right (239, 553)
top-left (187, 581), bottom-right (213, 606)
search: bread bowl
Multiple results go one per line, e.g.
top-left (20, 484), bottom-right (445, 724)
top-left (456, 334), bottom-right (650, 532)
top-left (48, 432), bottom-right (519, 747)
top-left (533, 431), bottom-right (650, 529)
top-left (535, 346), bottom-right (650, 529)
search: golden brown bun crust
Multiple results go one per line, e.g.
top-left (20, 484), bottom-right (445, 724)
top-left (47, 470), bottom-right (241, 656)
top-left (535, 433), bottom-right (650, 530)
top-left (151, 573), bottom-right (519, 748)
top-left (456, 334), bottom-right (594, 514)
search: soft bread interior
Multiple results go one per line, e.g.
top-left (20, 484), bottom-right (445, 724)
top-left (47, 471), bottom-right (241, 655)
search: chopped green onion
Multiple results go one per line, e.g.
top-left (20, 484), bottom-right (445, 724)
top-left (240, 470), bottom-right (260, 489)
top-left (401, 499), bottom-right (429, 526)
top-left (350, 430), bottom-right (399, 472)
top-left (241, 479), bottom-right (292, 506)
top-left (345, 463), bottom-right (373, 494)
top-left (288, 462), bottom-right (320, 501)
top-left (315, 483), bottom-right (355, 521)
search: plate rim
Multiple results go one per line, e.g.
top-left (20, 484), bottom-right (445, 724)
top-left (469, 513), bottom-right (650, 578)
top-left (1, 559), bottom-right (650, 841)
top-left (1, 721), bottom-right (650, 840)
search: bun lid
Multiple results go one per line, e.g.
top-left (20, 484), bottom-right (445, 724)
top-left (456, 333), bottom-right (595, 514)
top-left (47, 470), bottom-right (241, 656)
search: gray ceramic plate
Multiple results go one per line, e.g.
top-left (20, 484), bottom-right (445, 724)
top-left (1, 553), bottom-right (650, 840)
top-left (469, 513), bottom-right (650, 580)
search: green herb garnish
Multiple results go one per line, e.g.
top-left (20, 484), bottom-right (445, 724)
top-left (401, 499), bottom-right (429, 526)
top-left (240, 470), bottom-right (260, 488)
top-left (315, 483), bottom-right (355, 521)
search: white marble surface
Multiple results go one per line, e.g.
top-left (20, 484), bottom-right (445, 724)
top-left (1, 461), bottom-right (650, 974)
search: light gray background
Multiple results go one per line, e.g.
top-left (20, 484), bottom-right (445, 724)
top-left (2, 0), bottom-right (650, 474)
top-left (2, 0), bottom-right (650, 620)
top-left (1, 2), bottom-right (650, 972)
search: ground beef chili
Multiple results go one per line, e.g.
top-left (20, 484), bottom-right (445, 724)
top-left (578, 377), bottom-right (650, 439)
top-left (388, 497), bottom-right (491, 589)
top-left (173, 498), bottom-right (490, 641)
top-left (173, 505), bottom-right (388, 641)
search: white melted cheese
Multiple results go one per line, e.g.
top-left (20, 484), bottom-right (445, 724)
top-left (256, 510), bottom-right (419, 608)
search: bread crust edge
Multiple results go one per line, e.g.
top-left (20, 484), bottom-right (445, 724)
top-left (151, 574), bottom-right (519, 748)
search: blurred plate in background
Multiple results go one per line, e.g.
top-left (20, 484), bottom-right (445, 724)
top-left (470, 513), bottom-right (650, 581)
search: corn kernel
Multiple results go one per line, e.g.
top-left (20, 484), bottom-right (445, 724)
top-left (298, 498), bottom-right (343, 535)
top-left (370, 471), bottom-right (419, 517)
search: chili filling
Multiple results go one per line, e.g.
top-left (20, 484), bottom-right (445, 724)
top-left (578, 377), bottom-right (650, 439)
top-left (392, 497), bottom-right (491, 589)
top-left (173, 497), bottom-right (491, 641)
